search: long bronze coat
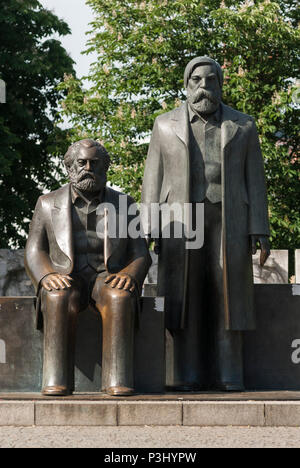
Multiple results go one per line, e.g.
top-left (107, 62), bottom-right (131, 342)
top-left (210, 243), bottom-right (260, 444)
top-left (25, 184), bottom-right (151, 325)
top-left (141, 102), bottom-right (270, 331)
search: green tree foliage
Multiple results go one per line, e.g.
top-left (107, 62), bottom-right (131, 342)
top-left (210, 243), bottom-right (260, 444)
top-left (60, 0), bottom-right (299, 255)
top-left (0, 0), bottom-right (75, 247)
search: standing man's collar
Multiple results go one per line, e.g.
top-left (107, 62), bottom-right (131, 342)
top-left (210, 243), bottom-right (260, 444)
top-left (188, 103), bottom-right (222, 124)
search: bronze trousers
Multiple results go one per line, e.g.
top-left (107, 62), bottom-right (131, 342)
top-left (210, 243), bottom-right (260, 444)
top-left (41, 266), bottom-right (136, 392)
top-left (171, 200), bottom-right (244, 389)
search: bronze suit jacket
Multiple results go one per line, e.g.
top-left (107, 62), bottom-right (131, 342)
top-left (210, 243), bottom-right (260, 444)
top-left (141, 102), bottom-right (270, 331)
top-left (25, 183), bottom-right (151, 303)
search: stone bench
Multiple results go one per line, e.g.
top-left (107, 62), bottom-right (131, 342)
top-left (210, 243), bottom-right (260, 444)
top-left (243, 284), bottom-right (300, 390)
top-left (166, 284), bottom-right (300, 391)
top-left (1, 249), bottom-right (297, 298)
top-left (145, 249), bottom-right (293, 286)
top-left (0, 296), bottom-right (165, 393)
top-left (1, 285), bottom-right (300, 393)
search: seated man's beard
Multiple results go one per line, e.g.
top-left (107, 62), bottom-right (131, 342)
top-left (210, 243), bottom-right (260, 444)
top-left (69, 171), bottom-right (104, 192)
top-left (187, 88), bottom-right (221, 115)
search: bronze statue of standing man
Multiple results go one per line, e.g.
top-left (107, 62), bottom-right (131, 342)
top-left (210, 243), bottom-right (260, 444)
top-left (142, 56), bottom-right (270, 391)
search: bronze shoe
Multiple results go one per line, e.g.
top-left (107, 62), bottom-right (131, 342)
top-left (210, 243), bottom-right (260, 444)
top-left (216, 382), bottom-right (245, 392)
top-left (42, 386), bottom-right (69, 396)
top-left (106, 386), bottom-right (135, 396)
top-left (166, 383), bottom-right (205, 392)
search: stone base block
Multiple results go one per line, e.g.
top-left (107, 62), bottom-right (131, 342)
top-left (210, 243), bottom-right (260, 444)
top-left (244, 284), bottom-right (300, 390)
top-left (166, 285), bottom-right (300, 390)
top-left (0, 296), bottom-right (165, 394)
top-left (265, 402), bottom-right (300, 427)
top-left (118, 401), bottom-right (182, 426)
top-left (296, 250), bottom-right (300, 284)
top-left (252, 250), bottom-right (289, 283)
top-left (0, 401), bottom-right (34, 426)
top-left (183, 401), bottom-right (265, 426)
top-left (2, 398), bottom-right (300, 426)
top-left (35, 401), bottom-right (117, 426)
top-left (1, 284), bottom-right (300, 395)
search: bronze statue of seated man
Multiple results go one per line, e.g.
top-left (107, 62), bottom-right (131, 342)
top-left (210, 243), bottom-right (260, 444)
top-left (25, 139), bottom-right (151, 397)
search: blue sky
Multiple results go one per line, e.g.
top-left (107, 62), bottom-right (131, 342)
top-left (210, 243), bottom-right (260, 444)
top-left (40, 0), bottom-right (97, 79)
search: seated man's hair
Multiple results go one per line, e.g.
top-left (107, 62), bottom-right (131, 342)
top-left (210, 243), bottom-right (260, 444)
top-left (64, 139), bottom-right (111, 172)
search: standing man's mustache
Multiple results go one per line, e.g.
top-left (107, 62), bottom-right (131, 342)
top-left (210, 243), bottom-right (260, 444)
top-left (188, 89), bottom-right (219, 104)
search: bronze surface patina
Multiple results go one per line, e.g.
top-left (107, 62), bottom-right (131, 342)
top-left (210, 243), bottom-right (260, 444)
top-left (142, 56), bottom-right (270, 392)
top-left (25, 139), bottom-right (151, 396)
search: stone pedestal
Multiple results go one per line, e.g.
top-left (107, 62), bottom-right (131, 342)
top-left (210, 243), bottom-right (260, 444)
top-left (244, 284), bottom-right (300, 390)
top-left (3, 395), bottom-right (300, 427)
top-left (0, 250), bottom-right (34, 296)
top-left (252, 250), bottom-right (289, 283)
top-left (296, 250), bottom-right (300, 284)
top-left (1, 286), bottom-right (300, 393)
top-left (147, 249), bottom-right (290, 285)
top-left (0, 296), bottom-right (165, 393)
top-left (144, 251), bottom-right (158, 285)
top-left (166, 285), bottom-right (300, 391)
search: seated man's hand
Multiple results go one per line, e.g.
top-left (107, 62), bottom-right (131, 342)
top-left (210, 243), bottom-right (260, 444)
top-left (105, 273), bottom-right (136, 293)
top-left (41, 273), bottom-right (73, 291)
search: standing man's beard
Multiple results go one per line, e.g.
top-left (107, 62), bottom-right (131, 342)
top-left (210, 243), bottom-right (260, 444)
top-left (187, 88), bottom-right (221, 115)
top-left (69, 171), bottom-right (106, 193)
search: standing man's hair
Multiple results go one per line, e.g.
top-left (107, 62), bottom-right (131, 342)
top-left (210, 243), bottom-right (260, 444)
top-left (184, 56), bottom-right (223, 89)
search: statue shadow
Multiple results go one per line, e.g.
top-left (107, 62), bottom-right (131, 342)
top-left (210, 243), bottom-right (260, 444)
top-left (74, 306), bottom-right (103, 391)
top-left (254, 257), bottom-right (288, 283)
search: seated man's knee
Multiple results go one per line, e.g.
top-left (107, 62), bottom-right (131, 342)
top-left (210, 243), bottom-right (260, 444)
top-left (97, 283), bottom-right (134, 308)
top-left (42, 286), bottom-right (81, 312)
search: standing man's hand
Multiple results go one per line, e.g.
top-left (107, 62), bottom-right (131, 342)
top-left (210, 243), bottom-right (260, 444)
top-left (154, 239), bottom-right (160, 255)
top-left (41, 273), bottom-right (73, 291)
top-left (145, 235), bottom-right (160, 256)
top-left (144, 234), bottom-right (152, 248)
top-left (251, 235), bottom-right (270, 267)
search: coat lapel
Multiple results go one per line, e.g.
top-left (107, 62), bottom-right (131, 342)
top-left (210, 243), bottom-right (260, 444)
top-left (172, 102), bottom-right (190, 148)
top-left (173, 102), bottom-right (240, 150)
top-left (51, 184), bottom-right (74, 265)
top-left (221, 103), bottom-right (240, 150)
top-left (171, 102), bottom-right (190, 205)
